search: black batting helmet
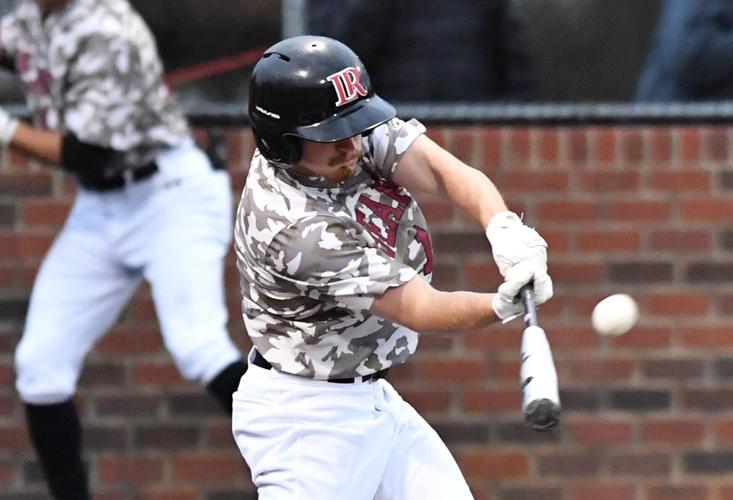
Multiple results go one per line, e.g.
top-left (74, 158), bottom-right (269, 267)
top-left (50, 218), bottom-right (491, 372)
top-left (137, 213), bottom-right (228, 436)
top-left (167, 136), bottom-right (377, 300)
top-left (248, 35), bottom-right (396, 167)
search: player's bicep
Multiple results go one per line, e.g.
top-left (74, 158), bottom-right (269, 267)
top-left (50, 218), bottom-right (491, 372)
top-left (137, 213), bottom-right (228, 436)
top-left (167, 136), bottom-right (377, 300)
top-left (392, 134), bottom-right (442, 195)
top-left (369, 274), bottom-right (438, 330)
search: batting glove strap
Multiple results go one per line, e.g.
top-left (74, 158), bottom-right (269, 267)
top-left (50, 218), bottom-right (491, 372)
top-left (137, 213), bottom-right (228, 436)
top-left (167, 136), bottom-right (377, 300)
top-left (0, 108), bottom-right (18, 147)
top-left (485, 210), bottom-right (548, 278)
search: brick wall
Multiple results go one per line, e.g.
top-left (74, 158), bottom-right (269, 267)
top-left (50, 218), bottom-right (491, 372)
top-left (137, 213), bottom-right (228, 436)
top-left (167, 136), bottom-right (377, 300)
top-left (1, 124), bottom-right (732, 499)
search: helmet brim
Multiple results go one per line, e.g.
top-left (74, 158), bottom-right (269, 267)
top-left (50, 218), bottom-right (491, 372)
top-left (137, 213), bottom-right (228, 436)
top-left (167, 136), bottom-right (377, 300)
top-left (290, 95), bottom-right (396, 143)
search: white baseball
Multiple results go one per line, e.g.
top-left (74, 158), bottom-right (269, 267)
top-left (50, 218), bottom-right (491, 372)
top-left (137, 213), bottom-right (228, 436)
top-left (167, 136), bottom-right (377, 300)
top-left (591, 293), bottom-right (639, 337)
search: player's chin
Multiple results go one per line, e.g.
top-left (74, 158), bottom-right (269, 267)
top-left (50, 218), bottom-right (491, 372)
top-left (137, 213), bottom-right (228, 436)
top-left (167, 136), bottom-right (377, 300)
top-left (333, 164), bottom-right (358, 183)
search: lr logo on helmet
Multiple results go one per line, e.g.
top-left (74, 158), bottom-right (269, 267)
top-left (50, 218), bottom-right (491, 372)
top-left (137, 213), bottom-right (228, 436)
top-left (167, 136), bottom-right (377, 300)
top-left (327, 67), bottom-right (368, 107)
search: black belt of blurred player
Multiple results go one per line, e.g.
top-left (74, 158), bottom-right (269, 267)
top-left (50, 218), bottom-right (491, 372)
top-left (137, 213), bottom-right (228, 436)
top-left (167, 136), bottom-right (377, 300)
top-left (252, 349), bottom-right (388, 384)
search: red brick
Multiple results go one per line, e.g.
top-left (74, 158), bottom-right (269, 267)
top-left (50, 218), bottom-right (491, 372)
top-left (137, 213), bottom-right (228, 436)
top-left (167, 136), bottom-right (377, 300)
top-left (566, 128), bottom-right (589, 163)
top-left (509, 129), bottom-right (531, 165)
top-left (570, 419), bottom-right (633, 444)
top-left (676, 127), bottom-right (702, 162)
top-left (650, 128), bottom-right (672, 163)
top-left (605, 200), bottom-right (670, 221)
top-left (501, 171), bottom-right (568, 193)
top-left (647, 292), bottom-right (710, 315)
top-left (133, 363), bottom-right (187, 387)
top-left (0, 461), bottom-right (14, 486)
top-left (620, 128), bottom-right (645, 163)
top-left (459, 450), bottom-right (528, 478)
top-left (680, 199), bottom-right (733, 221)
top-left (647, 170), bottom-right (711, 191)
top-left (22, 200), bottom-right (72, 227)
top-left (713, 419), bottom-right (733, 444)
top-left (537, 128), bottom-right (559, 164)
top-left (549, 262), bottom-right (605, 284)
top-left (480, 128), bottom-right (503, 169)
top-left (592, 128), bottom-right (617, 163)
top-left (704, 127), bottom-right (729, 160)
top-left (537, 201), bottom-right (598, 221)
top-left (98, 457), bottom-right (164, 482)
top-left (646, 485), bottom-right (709, 500)
top-left (563, 358), bottom-right (634, 382)
top-left (539, 453), bottom-right (601, 476)
top-left (578, 171), bottom-right (639, 192)
top-left (172, 454), bottom-right (241, 481)
top-left (576, 230), bottom-right (640, 252)
top-left (401, 389), bottom-right (451, 413)
top-left (419, 198), bottom-right (456, 224)
top-left (449, 128), bottom-right (477, 164)
top-left (0, 426), bottom-right (31, 452)
top-left (611, 326), bottom-right (671, 348)
top-left (650, 230), bottom-right (711, 252)
top-left (544, 326), bottom-right (599, 350)
top-left (461, 389), bottom-right (520, 413)
top-left (539, 229), bottom-right (570, 253)
top-left (610, 453), bottom-right (671, 476)
top-left (17, 234), bottom-right (54, 262)
top-left (641, 419), bottom-right (705, 444)
top-left (569, 484), bottom-right (635, 500)
top-left (420, 358), bottom-right (489, 382)
top-left (680, 326), bottom-right (733, 348)
top-left (135, 486), bottom-right (199, 500)
top-left (96, 329), bottom-right (162, 355)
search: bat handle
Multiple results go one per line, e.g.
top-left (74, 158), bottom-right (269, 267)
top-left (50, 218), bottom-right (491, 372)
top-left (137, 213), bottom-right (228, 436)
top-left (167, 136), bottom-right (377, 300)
top-left (519, 284), bottom-right (538, 327)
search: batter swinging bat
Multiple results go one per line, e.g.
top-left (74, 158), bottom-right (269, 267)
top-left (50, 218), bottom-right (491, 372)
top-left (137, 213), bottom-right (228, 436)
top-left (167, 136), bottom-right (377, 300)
top-left (519, 284), bottom-right (561, 431)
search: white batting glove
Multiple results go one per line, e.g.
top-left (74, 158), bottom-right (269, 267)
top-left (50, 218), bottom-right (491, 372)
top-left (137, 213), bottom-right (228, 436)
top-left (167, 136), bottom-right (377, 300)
top-left (0, 107), bottom-right (18, 146)
top-left (492, 260), bottom-right (554, 322)
top-left (485, 211), bottom-right (548, 278)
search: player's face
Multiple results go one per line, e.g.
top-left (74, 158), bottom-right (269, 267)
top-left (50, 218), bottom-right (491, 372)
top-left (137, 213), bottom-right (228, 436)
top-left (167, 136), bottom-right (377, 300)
top-left (297, 135), bottom-right (362, 184)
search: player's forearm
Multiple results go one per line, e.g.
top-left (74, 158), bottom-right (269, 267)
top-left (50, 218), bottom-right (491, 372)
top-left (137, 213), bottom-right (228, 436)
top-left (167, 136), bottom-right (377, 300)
top-left (370, 276), bottom-right (500, 334)
top-left (439, 160), bottom-right (508, 229)
top-left (412, 289), bottom-right (500, 334)
top-left (9, 122), bottom-right (63, 165)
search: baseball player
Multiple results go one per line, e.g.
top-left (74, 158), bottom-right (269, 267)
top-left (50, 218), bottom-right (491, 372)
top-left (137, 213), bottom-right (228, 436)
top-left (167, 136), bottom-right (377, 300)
top-left (232, 35), bottom-right (553, 499)
top-left (0, 1), bottom-right (247, 498)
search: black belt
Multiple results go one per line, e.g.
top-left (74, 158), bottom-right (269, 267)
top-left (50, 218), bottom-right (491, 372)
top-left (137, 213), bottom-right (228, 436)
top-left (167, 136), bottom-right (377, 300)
top-left (84, 161), bottom-right (159, 192)
top-left (252, 349), bottom-right (388, 384)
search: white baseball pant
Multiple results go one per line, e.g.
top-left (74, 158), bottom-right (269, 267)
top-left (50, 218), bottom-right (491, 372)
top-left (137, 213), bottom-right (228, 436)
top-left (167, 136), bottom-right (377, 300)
top-left (15, 140), bottom-right (242, 404)
top-left (232, 351), bottom-right (474, 500)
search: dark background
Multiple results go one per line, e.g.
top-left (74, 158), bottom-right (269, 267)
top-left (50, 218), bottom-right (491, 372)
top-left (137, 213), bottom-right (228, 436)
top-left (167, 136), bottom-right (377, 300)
top-left (0, 0), bottom-right (665, 104)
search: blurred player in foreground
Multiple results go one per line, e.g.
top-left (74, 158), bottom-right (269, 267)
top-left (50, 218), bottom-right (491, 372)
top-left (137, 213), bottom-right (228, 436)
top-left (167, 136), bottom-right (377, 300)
top-left (233, 35), bottom-right (553, 499)
top-left (0, 1), bottom-right (247, 498)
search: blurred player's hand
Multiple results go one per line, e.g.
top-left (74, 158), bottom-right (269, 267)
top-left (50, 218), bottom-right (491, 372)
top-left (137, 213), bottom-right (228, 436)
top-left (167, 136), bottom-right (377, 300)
top-left (492, 260), bottom-right (553, 321)
top-left (485, 211), bottom-right (548, 277)
top-left (0, 107), bottom-right (18, 146)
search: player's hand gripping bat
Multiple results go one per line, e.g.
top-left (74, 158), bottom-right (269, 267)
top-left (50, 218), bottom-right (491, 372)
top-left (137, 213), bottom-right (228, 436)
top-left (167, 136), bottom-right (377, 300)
top-left (519, 284), bottom-right (560, 431)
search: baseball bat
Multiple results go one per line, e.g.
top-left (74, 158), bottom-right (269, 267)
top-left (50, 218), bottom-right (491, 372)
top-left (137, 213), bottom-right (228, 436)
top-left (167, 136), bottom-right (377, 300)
top-left (519, 283), bottom-right (561, 431)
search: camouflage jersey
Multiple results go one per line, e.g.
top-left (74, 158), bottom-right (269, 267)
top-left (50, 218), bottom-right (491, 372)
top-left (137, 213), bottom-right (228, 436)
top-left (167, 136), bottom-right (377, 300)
top-left (235, 118), bottom-right (434, 380)
top-left (0, 0), bottom-right (189, 168)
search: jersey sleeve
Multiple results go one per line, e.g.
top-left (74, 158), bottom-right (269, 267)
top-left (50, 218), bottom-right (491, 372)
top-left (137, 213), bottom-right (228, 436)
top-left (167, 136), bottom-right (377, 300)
top-left (265, 214), bottom-right (417, 311)
top-left (367, 117), bottom-right (427, 180)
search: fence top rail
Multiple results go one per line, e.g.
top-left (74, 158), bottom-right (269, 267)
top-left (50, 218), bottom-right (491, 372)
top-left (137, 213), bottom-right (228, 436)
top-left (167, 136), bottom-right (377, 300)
top-left (7, 101), bottom-right (733, 127)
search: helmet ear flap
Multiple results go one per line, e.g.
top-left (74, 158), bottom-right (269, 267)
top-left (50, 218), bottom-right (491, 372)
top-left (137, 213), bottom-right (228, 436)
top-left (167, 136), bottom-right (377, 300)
top-left (251, 124), bottom-right (302, 168)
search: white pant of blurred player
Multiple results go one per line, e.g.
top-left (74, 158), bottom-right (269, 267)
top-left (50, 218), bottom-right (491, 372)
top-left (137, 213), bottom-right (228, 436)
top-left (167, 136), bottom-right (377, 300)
top-left (15, 139), bottom-right (242, 404)
top-left (233, 350), bottom-right (474, 500)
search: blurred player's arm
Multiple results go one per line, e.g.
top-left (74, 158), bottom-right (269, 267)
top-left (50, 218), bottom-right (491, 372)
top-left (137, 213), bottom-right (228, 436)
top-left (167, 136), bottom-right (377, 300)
top-left (4, 119), bottom-right (62, 163)
top-left (393, 134), bottom-right (507, 229)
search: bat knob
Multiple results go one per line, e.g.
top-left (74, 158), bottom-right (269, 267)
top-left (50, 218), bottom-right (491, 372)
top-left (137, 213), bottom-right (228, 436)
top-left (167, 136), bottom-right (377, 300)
top-left (524, 398), bottom-right (561, 431)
